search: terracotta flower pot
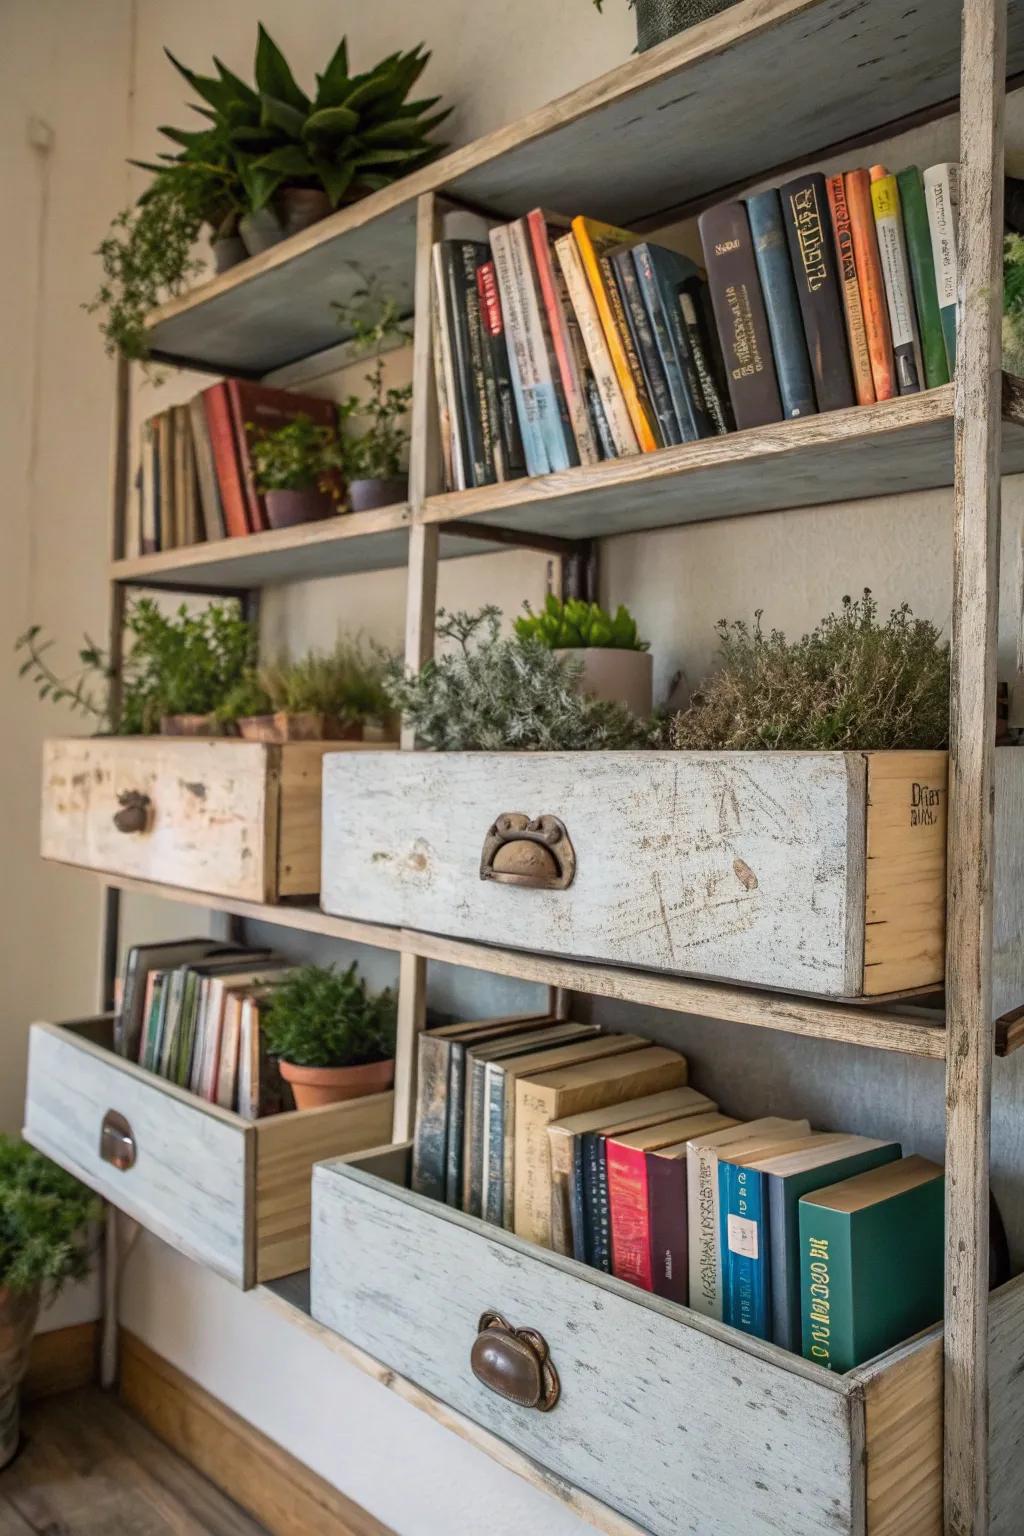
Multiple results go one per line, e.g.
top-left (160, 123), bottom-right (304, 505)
top-left (236, 712), bottom-right (364, 744)
top-left (632, 0), bottom-right (741, 50)
top-left (264, 487), bottom-right (337, 529)
top-left (348, 476), bottom-right (408, 513)
top-left (278, 187), bottom-right (331, 238)
top-left (554, 647), bottom-right (653, 717)
top-left (0, 1286), bottom-right (40, 1469)
top-left (279, 1056), bottom-right (395, 1111)
top-left (159, 714), bottom-right (229, 737)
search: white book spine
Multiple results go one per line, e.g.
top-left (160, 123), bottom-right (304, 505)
top-left (687, 1145), bottom-right (724, 1319)
top-left (508, 219), bottom-right (571, 472)
top-left (490, 225), bottom-right (549, 476)
top-left (555, 233), bottom-right (639, 458)
top-left (429, 262), bottom-right (455, 492)
top-left (431, 243), bottom-right (465, 491)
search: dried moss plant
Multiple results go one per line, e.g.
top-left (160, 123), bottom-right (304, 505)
top-left (385, 607), bottom-right (652, 751)
top-left (666, 591), bottom-right (949, 752)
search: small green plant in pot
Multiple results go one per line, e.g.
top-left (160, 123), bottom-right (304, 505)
top-left (333, 288), bottom-right (412, 511)
top-left (515, 596), bottom-right (653, 717)
top-left (219, 635), bottom-right (396, 743)
top-left (248, 413), bottom-right (344, 529)
top-left (261, 963), bottom-right (397, 1109)
top-left (0, 1138), bottom-right (100, 1467)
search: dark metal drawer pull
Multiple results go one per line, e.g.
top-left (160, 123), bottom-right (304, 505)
top-left (470, 1310), bottom-right (560, 1411)
top-left (113, 790), bottom-right (151, 834)
top-left (99, 1110), bottom-right (136, 1171)
top-left (480, 813), bottom-right (576, 890)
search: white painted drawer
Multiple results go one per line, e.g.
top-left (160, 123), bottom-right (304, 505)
top-left (23, 1019), bottom-right (393, 1287)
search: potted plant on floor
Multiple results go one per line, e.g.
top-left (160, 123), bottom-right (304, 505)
top-left (0, 1138), bottom-right (99, 1468)
top-left (219, 635), bottom-right (396, 743)
top-left (261, 963), bottom-right (397, 1110)
top-left (333, 289), bottom-right (412, 512)
top-left (592, 0), bottom-right (742, 52)
top-left (247, 413), bottom-right (344, 529)
top-left (515, 596), bottom-right (653, 716)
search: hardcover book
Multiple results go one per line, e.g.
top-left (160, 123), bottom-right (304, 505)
top-left (526, 209), bottom-right (602, 465)
top-left (612, 246), bottom-right (680, 447)
top-left (825, 175), bottom-right (876, 405)
top-left (476, 259), bottom-right (527, 479)
top-left (555, 232), bottom-right (639, 457)
top-left (845, 169), bottom-right (896, 400)
top-left (898, 166), bottom-right (951, 388)
top-left (647, 1117), bottom-right (738, 1304)
top-left (507, 219), bottom-right (576, 472)
top-left (779, 172), bottom-right (856, 412)
top-left (431, 244), bottom-right (467, 489)
top-left (698, 201), bottom-right (783, 430)
top-left (438, 240), bottom-right (496, 487)
top-left (572, 216), bottom-right (660, 451)
top-left (923, 162), bottom-right (960, 372)
top-left (188, 395), bottom-right (226, 542)
top-left (746, 188), bottom-right (818, 418)
top-left (869, 166), bottom-right (925, 395)
top-left (631, 242), bottom-right (715, 440)
top-left (489, 223), bottom-right (550, 475)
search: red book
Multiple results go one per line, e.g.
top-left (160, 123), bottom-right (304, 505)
top-left (202, 383), bottom-right (249, 538)
top-left (845, 169), bottom-right (896, 402)
top-left (526, 208), bottom-right (600, 466)
top-left (225, 381), bottom-right (339, 534)
top-left (607, 1139), bottom-right (654, 1290)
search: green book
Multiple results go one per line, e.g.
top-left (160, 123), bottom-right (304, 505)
top-left (799, 1155), bottom-right (944, 1373)
top-left (897, 167), bottom-right (950, 390)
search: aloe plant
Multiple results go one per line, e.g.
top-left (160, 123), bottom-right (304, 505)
top-left (514, 595), bottom-right (650, 651)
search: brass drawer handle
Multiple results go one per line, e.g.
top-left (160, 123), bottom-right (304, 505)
top-left (480, 814), bottom-right (575, 890)
top-left (113, 790), bottom-right (152, 834)
top-left (470, 1310), bottom-right (560, 1411)
top-left (99, 1110), bottom-right (136, 1171)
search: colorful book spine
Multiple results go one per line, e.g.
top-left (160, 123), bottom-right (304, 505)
top-left (721, 1162), bottom-right (769, 1338)
top-left (845, 170), bottom-right (896, 401)
top-left (678, 282), bottom-right (731, 434)
top-left (569, 1133), bottom-right (588, 1261)
top-left (647, 1153), bottom-right (688, 1304)
top-left (440, 241), bottom-right (494, 487)
top-left (432, 244), bottom-right (467, 489)
top-left (600, 251), bottom-right (664, 447)
top-left (612, 247), bottom-right (680, 446)
top-left (746, 189), bottom-right (817, 420)
top-left (825, 175), bottom-right (876, 406)
top-left (923, 162), bottom-right (959, 374)
top-left (411, 1032), bottom-right (449, 1201)
top-left (698, 201), bottom-right (783, 430)
top-left (687, 1144), bottom-right (725, 1318)
top-left (869, 166), bottom-right (924, 395)
top-left (571, 217), bottom-right (659, 451)
top-left (476, 261), bottom-right (526, 479)
top-left (555, 232), bottom-right (639, 457)
top-left (508, 219), bottom-right (575, 472)
top-left (780, 172), bottom-right (855, 413)
top-left (202, 385), bottom-right (249, 538)
top-left (483, 1066), bottom-right (507, 1226)
top-left (897, 167), bottom-right (950, 389)
top-left (607, 1140), bottom-right (654, 1290)
top-left (583, 1131), bottom-right (613, 1272)
top-left (527, 211), bottom-right (601, 465)
top-left (631, 242), bottom-right (710, 440)
top-left (489, 224), bottom-right (550, 476)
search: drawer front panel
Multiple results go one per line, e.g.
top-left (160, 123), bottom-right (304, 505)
top-left (311, 1163), bottom-right (857, 1536)
top-left (322, 750), bottom-right (864, 995)
top-left (41, 737), bottom-right (273, 902)
top-left (24, 1024), bottom-right (250, 1285)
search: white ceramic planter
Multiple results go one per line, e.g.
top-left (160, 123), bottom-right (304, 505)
top-left (554, 648), bottom-right (653, 717)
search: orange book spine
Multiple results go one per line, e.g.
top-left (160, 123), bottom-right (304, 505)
top-left (826, 175), bottom-right (875, 406)
top-left (845, 170), bottom-right (895, 402)
top-left (607, 1140), bottom-right (654, 1290)
top-left (571, 217), bottom-right (659, 452)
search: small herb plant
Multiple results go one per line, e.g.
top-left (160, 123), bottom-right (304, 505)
top-left (333, 288), bottom-right (412, 483)
top-left (515, 595), bottom-right (649, 651)
top-left (385, 607), bottom-right (652, 751)
top-left (0, 1137), bottom-right (100, 1297)
top-left (219, 636), bottom-right (394, 727)
top-left (248, 414), bottom-right (342, 497)
top-left (261, 963), bottom-right (397, 1069)
top-left (667, 591), bottom-right (950, 752)
top-left (1004, 233), bottom-right (1024, 374)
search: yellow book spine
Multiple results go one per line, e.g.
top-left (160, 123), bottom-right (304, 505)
top-left (571, 216), bottom-right (659, 452)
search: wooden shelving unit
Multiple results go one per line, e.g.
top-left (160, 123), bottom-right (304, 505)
top-left (42, 0), bottom-right (1017, 1530)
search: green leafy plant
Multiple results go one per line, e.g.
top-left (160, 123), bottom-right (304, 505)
top-left (218, 636), bottom-right (395, 727)
top-left (261, 963), bottom-right (397, 1069)
top-left (17, 598), bottom-right (257, 734)
top-left (0, 1137), bottom-right (100, 1297)
top-left (385, 607), bottom-right (652, 751)
top-left (666, 591), bottom-right (950, 752)
top-left (515, 595), bottom-right (649, 651)
top-left (1004, 233), bottom-right (1024, 374)
top-left (248, 413), bottom-right (343, 496)
top-left (334, 288), bottom-right (412, 483)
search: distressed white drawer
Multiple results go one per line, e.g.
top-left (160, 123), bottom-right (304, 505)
top-left (23, 1019), bottom-right (393, 1287)
top-left (310, 1148), bottom-right (1024, 1536)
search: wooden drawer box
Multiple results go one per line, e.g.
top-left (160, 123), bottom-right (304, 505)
top-left (310, 1147), bottom-right (1024, 1536)
top-left (40, 735), bottom-right (378, 903)
top-left (321, 747), bottom-right (1024, 1001)
top-left (22, 1018), bottom-right (393, 1288)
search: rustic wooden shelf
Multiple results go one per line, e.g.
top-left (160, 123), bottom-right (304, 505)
top-left (144, 0), bottom-right (1024, 377)
top-left (421, 379), bottom-right (1024, 543)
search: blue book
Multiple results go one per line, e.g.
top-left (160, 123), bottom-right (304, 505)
top-left (489, 225), bottom-right (551, 476)
top-left (745, 190), bottom-right (817, 420)
top-left (631, 242), bottom-right (713, 441)
top-left (720, 1159), bottom-right (770, 1338)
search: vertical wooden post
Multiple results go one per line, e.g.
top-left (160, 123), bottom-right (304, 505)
top-left (945, 2), bottom-right (1006, 1530)
top-left (393, 950), bottom-right (427, 1143)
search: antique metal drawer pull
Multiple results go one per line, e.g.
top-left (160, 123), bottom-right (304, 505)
top-left (480, 813), bottom-right (576, 890)
top-left (113, 789), bottom-right (152, 834)
top-left (99, 1110), bottom-right (136, 1171)
top-left (470, 1310), bottom-right (560, 1411)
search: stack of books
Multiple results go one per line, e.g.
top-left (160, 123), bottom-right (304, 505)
top-left (698, 162), bottom-right (958, 429)
top-left (130, 382), bottom-right (338, 557)
top-left (411, 1014), bottom-right (948, 1371)
top-left (114, 939), bottom-right (294, 1118)
top-left (431, 210), bottom-right (728, 491)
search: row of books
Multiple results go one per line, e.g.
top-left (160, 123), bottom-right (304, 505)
top-left (699, 162), bottom-right (958, 429)
top-left (128, 381), bottom-right (337, 557)
top-left (114, 939), bottom-right (293, 1118)
top-left (410, 1014), bottom-right (945, 1370)
top-left (430, 211), bottom-right (729, 491)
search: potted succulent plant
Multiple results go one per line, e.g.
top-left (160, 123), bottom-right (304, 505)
top-left (219, 635), bottom-right (395, 743)
top-left (247, 413), bottom-right (344, 529)
top-left (0, 1138), bottom-right (99, 1468)
top-left (515, 596), bottom-right (653, 716)
top-left (334, 289), bottom-right (412, 511)
top-left (260, 963), bottom-right (397, 1110)
top-left (592, 0), bottom-right (742, 51)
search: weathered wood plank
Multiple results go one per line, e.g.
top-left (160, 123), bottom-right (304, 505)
top-left (311, 1159), bottom-right (857, 1536)
top-left (862, 1335), bottom-right (943, 1536)
top-left (863, 752), bottom-right (948, 995)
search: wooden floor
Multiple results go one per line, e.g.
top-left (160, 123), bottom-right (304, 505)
top-left (0, 1387), bottom-right (268, 1535)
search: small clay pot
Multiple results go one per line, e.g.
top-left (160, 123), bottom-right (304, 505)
top-left (348, 476), bottom-right (409, 513)
top-left (278, 187), bottom-right (331, 238)
top-left (239, 207), bottom-right (286, 256)
top-left (279, 1056), bottom-right (395, 1111)
top-left (236, 711), bottom-right (363, 744)
top-left (0, 1286), bottom-right (40, 1470)
top-left (264, 487), bottom-right (337, 530)
top-left (554, 648), bottom-right (654, 718)
top-left (211, 235), bottom-right (247, 273)
top-left (159, 714), bottom-right (228, 737)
